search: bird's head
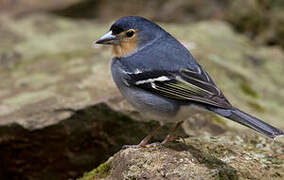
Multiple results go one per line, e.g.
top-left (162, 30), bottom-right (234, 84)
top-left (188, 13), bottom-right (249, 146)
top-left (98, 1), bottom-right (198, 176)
top-left (95, 16), bottom-right (164, 57)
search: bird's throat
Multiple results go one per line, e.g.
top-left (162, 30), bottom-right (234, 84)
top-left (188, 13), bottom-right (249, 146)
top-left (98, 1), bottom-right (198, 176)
top-left (112, 39), bottom-right (137, 58)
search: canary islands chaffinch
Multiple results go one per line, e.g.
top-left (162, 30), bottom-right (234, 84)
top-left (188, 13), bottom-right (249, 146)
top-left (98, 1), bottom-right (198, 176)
top-left (95, 16), bottom-right (283, 147)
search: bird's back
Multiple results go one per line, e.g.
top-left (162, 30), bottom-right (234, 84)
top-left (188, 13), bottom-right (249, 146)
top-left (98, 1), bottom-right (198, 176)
top-left (121, 33), bottom-right (200, 73)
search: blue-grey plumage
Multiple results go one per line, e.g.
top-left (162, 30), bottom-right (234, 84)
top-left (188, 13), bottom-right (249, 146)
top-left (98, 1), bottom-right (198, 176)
top-left (111, 59), bottom-right (181, 123)
top-left (96, 16), bottom-right (283, 145)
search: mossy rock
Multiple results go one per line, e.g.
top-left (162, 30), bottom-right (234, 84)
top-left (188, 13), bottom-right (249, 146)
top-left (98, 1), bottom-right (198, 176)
top-left (80, 133), bottom-right (284, 180)
top-left (78, 161), bottom-right (111, 180)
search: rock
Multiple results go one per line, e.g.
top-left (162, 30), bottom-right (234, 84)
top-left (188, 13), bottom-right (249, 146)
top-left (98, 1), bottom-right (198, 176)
top-left (224, 0), bottom-right (284, 49)
top-left (0, 13), bottom-right (283, 179)
top-left (0, 102), bottom-right (187, 180)
top-left (2, 0), bottom-right (284, 49)
top-left (80, 134), bottom-right (284, 180)
top-left (0, 0), bottom-right (229, 20)
top-left (0, 0), bottom-right (85, 17)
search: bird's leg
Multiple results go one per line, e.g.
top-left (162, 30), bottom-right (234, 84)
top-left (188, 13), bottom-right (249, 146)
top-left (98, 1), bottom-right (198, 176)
top-left (123, 125), bottom-right (162, 149)
top-left (161, 121), bottom-right (184, 144)
top-left (138, 125), bottom-right (162, 147)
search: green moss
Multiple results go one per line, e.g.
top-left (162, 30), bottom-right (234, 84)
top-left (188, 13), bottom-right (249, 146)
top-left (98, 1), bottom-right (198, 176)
top-left (247, 101), bottom-right (265, 112)
top-left (78, 161), bottom-right (110, 180)
top-left (240, 82), bottom-right (259, 98)
top-left (212, 115), bottom-right (228, 127)
top-left (3, 89), bottom-right (54, 107)
top-left (15, 73), bottom-right (60, 89)
top-left (53, 50), bottom-right (94, 61)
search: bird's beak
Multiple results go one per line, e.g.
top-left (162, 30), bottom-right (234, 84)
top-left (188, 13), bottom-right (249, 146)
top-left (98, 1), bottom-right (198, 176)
top-left (95, 31), bottom-right (118, 45)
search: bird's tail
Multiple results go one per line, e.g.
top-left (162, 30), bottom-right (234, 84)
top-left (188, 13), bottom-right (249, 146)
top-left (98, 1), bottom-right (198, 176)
top-left (210, 107), bottom-right (284, 139)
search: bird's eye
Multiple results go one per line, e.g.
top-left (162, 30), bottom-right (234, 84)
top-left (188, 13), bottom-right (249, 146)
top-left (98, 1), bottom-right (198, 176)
top-left (126, 30), bottom-right (134, 37)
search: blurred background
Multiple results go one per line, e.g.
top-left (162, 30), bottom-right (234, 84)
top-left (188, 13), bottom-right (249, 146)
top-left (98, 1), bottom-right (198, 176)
top-left (0, 0), bottom-right (284, 179)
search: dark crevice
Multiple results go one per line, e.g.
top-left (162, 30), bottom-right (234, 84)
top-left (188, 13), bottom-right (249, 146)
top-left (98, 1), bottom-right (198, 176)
top-left (50, 0), bottom-right (100, 19)
top-left (0, 103), bottom-right (186, 180)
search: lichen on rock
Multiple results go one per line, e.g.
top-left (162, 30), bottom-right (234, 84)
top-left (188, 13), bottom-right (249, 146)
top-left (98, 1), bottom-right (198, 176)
top-left (82, 133), bottom-right (284, 180)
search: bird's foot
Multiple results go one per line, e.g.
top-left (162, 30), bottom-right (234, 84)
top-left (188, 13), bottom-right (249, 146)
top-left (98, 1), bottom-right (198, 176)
top-left (122, 121), bottom-right (184, 149)
top-left (122, 142), bottom-right (162, 149)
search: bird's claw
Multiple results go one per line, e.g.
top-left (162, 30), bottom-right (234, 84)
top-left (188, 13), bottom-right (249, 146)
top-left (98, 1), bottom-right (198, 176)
top-left (122, 142), bottom-right (162, 149)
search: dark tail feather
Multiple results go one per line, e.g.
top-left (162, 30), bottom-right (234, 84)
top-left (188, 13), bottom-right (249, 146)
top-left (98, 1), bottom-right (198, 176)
top-left (210, 107), bottom-right (284, 139)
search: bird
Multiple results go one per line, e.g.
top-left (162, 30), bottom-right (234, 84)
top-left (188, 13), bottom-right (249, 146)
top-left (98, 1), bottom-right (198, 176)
top-left (95, 16), bottom-right (283, 147)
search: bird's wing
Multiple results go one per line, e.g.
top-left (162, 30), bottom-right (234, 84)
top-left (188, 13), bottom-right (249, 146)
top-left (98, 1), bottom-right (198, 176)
top-left (125, 66), bottom-right (232, 109)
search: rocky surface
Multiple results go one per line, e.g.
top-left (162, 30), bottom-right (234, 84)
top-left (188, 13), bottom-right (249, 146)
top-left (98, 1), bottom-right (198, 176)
top-left (0, 13), bottom-right (283, 179)
top-left (80, 134), bottom-right (284, 180)
top-left (2, 0), bottom-right (284, 49)
top-left (0, 102), bottom-right (188, 180)
top-left (0, 0), bottom-right (84, 16)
